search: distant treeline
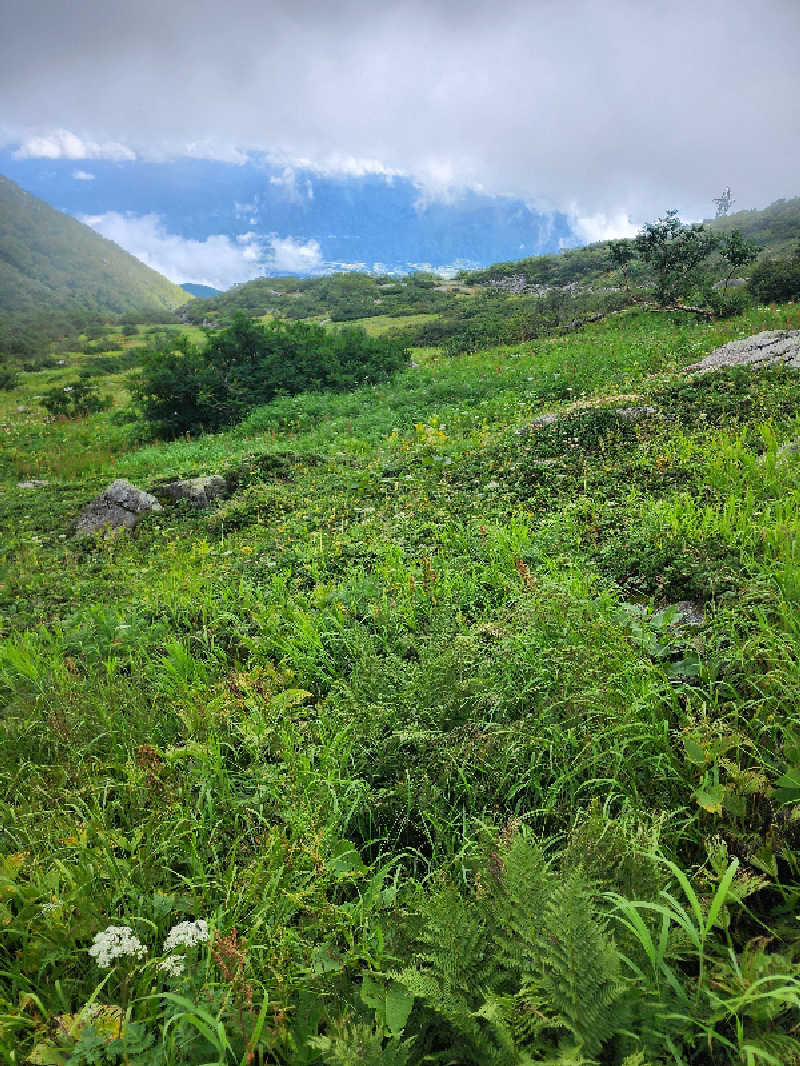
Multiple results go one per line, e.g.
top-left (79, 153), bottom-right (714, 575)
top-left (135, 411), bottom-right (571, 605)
top-left (180, 271), bottom-right (461, 326)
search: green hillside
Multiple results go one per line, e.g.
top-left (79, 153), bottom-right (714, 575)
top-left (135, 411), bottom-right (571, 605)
top-left (707, 195), bottom-right (800, 256)
top-left (180, 270), bottom-right (461, 326)
top-left (0, 174), bottom-right (188, 315)
top-left (4, 298), bottom-right (800, 1062)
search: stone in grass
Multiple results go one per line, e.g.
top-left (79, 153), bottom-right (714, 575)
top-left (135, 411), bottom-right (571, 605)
top-left (17, 479), bottom-right (48, 489)
top-left (157, 475), bottom-right (229, 508)
top-left (514, 413), bottom-right (559, 435)
top-left (74, 479), bottom-right (161, 538)
top-left (613, 405), bottom-right (657, 420)
top-left (514, 406), bottom-right (656, 435)
top-left (666, 600), bottom-right (706, 628)
top-left (684, 330), bottom-right (800, 374)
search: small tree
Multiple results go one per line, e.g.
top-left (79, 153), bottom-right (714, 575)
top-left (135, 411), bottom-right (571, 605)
top-left (610, 211), bottom-right (759, 318)
top-left (633, 211), bottom-right (718, 306)
top-left (717, 230), bottom-right (760, 291)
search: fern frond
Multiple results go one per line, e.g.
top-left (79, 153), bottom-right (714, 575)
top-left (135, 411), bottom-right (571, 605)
top-left (537, 871), bottom-right (628, 1057)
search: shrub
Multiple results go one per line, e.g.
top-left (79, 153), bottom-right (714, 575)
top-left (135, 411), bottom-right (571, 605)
top-left (40, 374), bottom-right (110, 418)
top-left (749, 247), bottom-right (800, 304)
top-left (0, 366), bottom-right (18, 390)
top-left (132, 314), bottom-right (409, 437)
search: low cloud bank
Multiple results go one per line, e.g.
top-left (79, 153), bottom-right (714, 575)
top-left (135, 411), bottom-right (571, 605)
top-left (80, 211), bottom-right (324, 289)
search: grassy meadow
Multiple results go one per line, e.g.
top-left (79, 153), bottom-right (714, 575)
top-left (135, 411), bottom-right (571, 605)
top-left (3, 303), bottom-right (800, 1063)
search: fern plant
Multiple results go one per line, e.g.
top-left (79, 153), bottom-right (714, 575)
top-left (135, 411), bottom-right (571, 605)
top-left (399, 833), bottom-right (634, 1064)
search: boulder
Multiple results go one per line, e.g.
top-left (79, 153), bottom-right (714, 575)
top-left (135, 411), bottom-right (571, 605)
top-left (613, 405), bottom-right (657, 420)
top-left (514, 413), bottom-right (559, 436)
top-left (684, 330), bottom-right (800, 374)
top-left (75, 479), bottom-right (161, 538)
top-left (514, 406), bottom-right (656, 435)
top-left (157, 475), bottom-right (229, 508)
top-left (17, 479), bottom-right (48, 489)
top-left (667, 600), bottom-right (705, 628)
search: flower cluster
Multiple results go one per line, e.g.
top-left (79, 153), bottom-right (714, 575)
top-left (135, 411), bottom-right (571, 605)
top-left (158, 954), bottom-right (186, 977)
top-left (88, 926), bottom-right (147, 969)
top-left (163, 919), bottom-right (209, 953)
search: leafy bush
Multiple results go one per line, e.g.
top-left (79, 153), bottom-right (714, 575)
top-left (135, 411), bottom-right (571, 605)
top-left (749, 246), bottom-right (800, 303)
top-left (40, 374), bottom-right (110, 417)
top-left (0, 365), bottom-right (18, 390)
top-left (133, 314), bottom-right (409, 436)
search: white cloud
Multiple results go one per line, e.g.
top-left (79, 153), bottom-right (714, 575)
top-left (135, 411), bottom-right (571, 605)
top-left (268, 166), bottom-right (314, 204)
top-left (3, 1), bottom-right (798, 223)
top-left (79, 211), bottom-right (266, 289)
top-left (280, 152), bottom-right (402, 181)
top-left (571, 211), bottom-right (639, 244)
top-left (72, 168), bottom-right (95, 181)
top-left (269, 235), bottom-right (322, 273)
top-left (15, 129), bottom-right (135, 161)
top-left (79, 211), bottom-right (326, 286)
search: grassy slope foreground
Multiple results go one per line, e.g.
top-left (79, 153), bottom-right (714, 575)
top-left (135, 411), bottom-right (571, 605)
top-left (2, 304), bottom-right (800, 1062)
top-left (0, 175), bottom-right (187, 315)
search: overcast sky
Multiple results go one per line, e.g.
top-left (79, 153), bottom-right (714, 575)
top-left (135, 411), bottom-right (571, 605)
top-left (2, 0), bottom-right (798, 236)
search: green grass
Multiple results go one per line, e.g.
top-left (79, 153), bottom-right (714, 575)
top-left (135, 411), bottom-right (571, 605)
top-left (333, 313), bottom-right (439, 337)
top-left (2, 302), bottom-right (800, 1063)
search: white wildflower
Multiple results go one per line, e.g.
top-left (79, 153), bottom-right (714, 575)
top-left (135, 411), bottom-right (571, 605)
top-left (163, 919), bottom-right (209, 954)
top-left (158, 954), bottom-right (186, 977)
top-left (88, 925), bottom-right (147, 969)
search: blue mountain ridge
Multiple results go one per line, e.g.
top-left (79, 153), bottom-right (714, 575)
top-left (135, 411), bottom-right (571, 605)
top-left (0, 151), bottom-right (578, 279)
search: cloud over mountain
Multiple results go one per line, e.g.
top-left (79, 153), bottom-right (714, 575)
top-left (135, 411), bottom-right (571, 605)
top-left (79, 210), bottom-right (325, 288)
top-left (1, 0), bottom-right (798, 223)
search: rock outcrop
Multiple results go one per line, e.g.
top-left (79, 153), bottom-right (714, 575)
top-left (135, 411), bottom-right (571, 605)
top-left (157, 475), bottom-right (229, 508)
top-left (75, 479), bottom-right (161, 537)
top-left (685, 330), bottom-right (800, 374)
top-left (515, 405), bottom-right (656, 436)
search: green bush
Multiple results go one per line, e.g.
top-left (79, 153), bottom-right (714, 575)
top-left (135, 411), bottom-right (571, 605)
top-left (0, 366), bottom-right (18, 390)
top-left (40, 375), bottom-right (110, 417)
top-left (749, 247), bottom-right (800, 303)
top-left (132, 314), bottom-right (409, 437)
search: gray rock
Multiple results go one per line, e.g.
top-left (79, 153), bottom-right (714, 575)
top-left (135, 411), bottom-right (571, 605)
top-left (667, 600), bottom-right (706, 628)
top-left (515, 406), bottom-right (656, 435)
top-left (17, 479), bottom-right (48, 489)
top-left (778, 439), bottom-right (800, 461)
top-left (614, 405), bottom-right (657, 420)
top-left (685, 330), bottom-right (800, 374)
top-left (157, 475), bottom-right (229, 508)
top-left (514, 413), bottom-right (559, 435)
top-left (75, 479), bottom-right (162, 538)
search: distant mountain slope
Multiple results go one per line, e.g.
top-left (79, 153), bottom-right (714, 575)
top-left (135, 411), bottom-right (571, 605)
top-left (180, 271), bottom-right (462, 326)
top-left (459, 196), bottom-right (800, 292)
top-left (707, 197), bottom-right (800, 257)
top-left (181, 283), bottom-right (219, 299)
top-left (0, 174), bottom-right (188, 314)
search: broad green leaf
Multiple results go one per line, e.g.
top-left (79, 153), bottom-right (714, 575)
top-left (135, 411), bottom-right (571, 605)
top-left (385, 981), bottom-right (414, 1036)
top-left (694, 783), bottom-right (724, 814)
top-left (360, 974), bottom-right (384, 1011)
top-left (329, 839), bottom-right (366, 877)
top-left (722, 788), bottom-right (747, 818)
top-left (774, 768), bottom-right (800, 804)
top-left (683, 737), bottom-right (707, 766)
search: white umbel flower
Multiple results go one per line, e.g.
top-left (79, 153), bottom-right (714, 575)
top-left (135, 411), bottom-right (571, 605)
top-left (88, 925), bottom-right (147, 969)
top-left (158, 954), bottom-right (186, 977)
top-left (163, 919), bottom-right (209, 954)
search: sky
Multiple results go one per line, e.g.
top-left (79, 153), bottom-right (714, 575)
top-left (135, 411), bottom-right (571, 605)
top-left (1, 0), bottom-right (798, 288)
